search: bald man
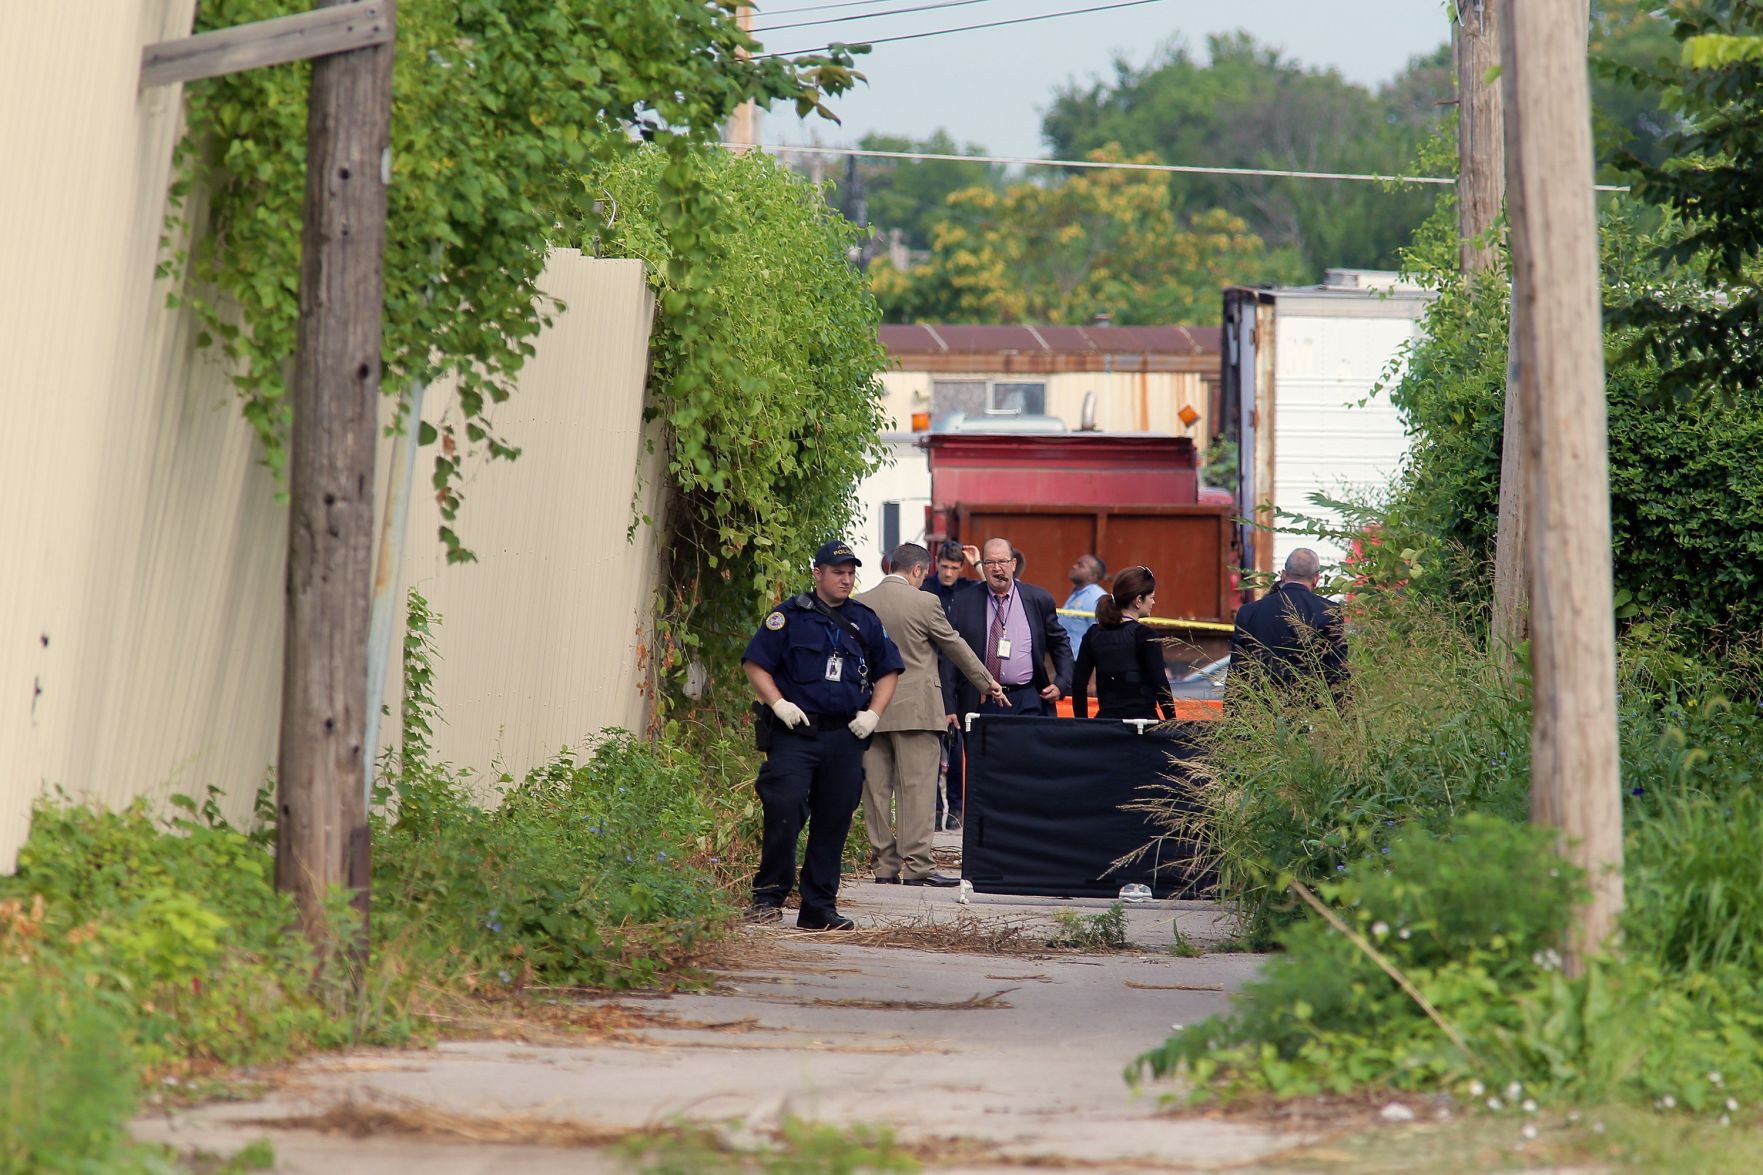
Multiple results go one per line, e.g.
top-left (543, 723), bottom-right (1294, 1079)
top-left (1229, 548), bottom-right (1348, 693)
top-left (945, 537), bottom-right (1074, 718)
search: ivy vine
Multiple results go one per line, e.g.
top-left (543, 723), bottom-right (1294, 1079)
top-left (571, 147), bottom-right (891, 710)
top-left (164, 0), bottom-right (861, 562)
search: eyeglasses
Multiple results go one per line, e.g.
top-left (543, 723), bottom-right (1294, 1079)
top-left (980, 559), bottom-right (1014, 568)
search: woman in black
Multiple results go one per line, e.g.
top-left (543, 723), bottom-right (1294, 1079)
top-left (1071, 566), bottom-right (1175, 721)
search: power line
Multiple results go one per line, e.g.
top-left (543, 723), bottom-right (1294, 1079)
top-left (757, 143), bottom-right (1449, 187)
top-left (753, 0), bottom-right (999, 34)
top-left (745, 142), bottom-right (1635, 192)
top-left (755, 0), bottom-right (925, 16)
top-left (757, 0), bottom-right (1169, 58)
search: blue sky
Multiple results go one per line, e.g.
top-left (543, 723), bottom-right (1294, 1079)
top-left (754, 0), bottom-right (1453, 158)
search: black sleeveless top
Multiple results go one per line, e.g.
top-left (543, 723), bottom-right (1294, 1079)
top-left (1071, 620), bottom-right (1174, 720)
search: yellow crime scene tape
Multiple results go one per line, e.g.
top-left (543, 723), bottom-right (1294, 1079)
top-left (1055, 608), bottom-right (1234, 634)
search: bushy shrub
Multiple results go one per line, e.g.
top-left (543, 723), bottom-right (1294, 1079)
top-left (1173, 596), bottom-right (1530, 943)
top-left (1133, 818), bottom-right (1763, 1109)
top-left (2, 796), bottom-right (355, 1072)
top-left (0, 980), bottom-right (144, 1174)
top-left (1145, 589), bottom-right (1763, 1109)
top-left (1385, 204), bottom-right (1763, 643)
top-left (1132, 817), bottom-right (1575, 1096)
top-left (375, 729), bottom-right (758, 989)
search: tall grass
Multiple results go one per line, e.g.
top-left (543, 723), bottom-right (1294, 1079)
top-left (1133, 585), bottom-right (1763, 1107)
top-left (1159, 595), bottom-right (1530, 944)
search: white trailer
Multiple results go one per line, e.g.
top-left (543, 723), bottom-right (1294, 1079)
top-left (1222, 270), bottom-right (1433, 579)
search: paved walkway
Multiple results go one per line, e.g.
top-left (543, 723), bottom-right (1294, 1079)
top-left (134, 834), bottom-right (1317, 1172)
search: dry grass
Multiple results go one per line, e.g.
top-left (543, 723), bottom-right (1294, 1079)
top-left (1122, 979), bottom-right (1226, 992)
top-left (760, 907), bottom-right (1096, 956)
top-left (404, 986), bottom-right (769, 1047)
top-left (719, 986), bottom-right (1018, 1012)
top-left (245, 1091), bottom-right (648, 1147)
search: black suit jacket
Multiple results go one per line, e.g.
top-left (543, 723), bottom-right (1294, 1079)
top-left (1229, 581), bottom-right (1348, 691)
top-left (944, 579), bottom-right (1074, 713)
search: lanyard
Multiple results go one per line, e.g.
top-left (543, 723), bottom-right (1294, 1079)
top-left (990, 589), bottom-right (1014, 633)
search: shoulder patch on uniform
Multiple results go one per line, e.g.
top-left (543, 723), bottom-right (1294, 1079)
top-left (765, 611), bottom-right (786, 631)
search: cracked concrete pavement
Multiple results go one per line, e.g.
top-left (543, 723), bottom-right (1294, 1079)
top-left (134, 833), bottom-right (1315, 1173)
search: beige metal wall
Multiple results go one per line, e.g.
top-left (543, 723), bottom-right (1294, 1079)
top-left (0, 4), bottom-right (663, 868)
top-left (387, 255), bottom-right (664, 780)
top-left (879, 370), bottom-right (1211, 440)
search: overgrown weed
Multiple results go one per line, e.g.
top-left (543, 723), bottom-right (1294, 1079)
top-left (1047, 903), bottom-right (1129, 950)
top-left (0, 593), bottom-right (769, 1171)
top-left (620, 1116), bottom-right (920, 1174)
top-left (1134, 584), bottom-right (1763, 1115)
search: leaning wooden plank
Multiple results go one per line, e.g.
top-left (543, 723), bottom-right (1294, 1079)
top-left (140, 1), bottom-right (390, 90)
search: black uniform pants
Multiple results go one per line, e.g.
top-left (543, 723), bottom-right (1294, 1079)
top-left (752, 723), bottom-right (866, 917)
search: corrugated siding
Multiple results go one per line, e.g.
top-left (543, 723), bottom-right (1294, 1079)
top-left (1270, 309), bottom-right (1421, 570)
top-left (385, 255), bottom-right (664, 782)
top-left (0, 0), bottom-right (220, 869)
top-left (0, 3), bottom-right (662, 867)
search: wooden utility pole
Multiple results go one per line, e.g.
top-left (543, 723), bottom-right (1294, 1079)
top-left (1455, 0), bottom-right (1504, 279)
top-left (1458, 1), bottom-right (1528, 671)
top-left (1490, 338), bottom-right (1527, 669)
top-left (1498, 0), bottom-right (1622, 968)
top-left (276, 0), bottom-right (397, 948)
top-left (727, 4), bottom-right (759, 151)
top-left (1458, 0), bottom-right (1527, 672)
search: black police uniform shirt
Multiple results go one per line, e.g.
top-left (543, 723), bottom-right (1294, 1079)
top-left (743, 593), bottom-right (904, 717)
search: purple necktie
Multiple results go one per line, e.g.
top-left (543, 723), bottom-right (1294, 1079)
top-left (986, 593), bottom-right (1006, 681)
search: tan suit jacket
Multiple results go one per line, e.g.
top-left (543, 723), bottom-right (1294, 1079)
top-left (856, 576), bottom-right (997, 732)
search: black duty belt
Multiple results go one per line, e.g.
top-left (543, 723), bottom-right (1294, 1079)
top-left (804, 712), bottom-right (858, 731)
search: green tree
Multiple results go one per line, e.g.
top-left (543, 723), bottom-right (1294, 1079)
top-left (1611, 0), bottom-right (1763, 400)
top-left (1589, 0), bottom-right (1684, 173)
top-left (813, 129), bottom-right (1006, 254)
top-left (869, 147), bottom-right (1302, 325)
top-left (1041, 33), bottom-right (1450, 277)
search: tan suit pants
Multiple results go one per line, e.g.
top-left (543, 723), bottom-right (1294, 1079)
top-left (862, 729), bottom-right (941, 880)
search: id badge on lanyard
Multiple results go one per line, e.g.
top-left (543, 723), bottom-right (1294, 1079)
top-left (824, 623), bottom-right (845, 682)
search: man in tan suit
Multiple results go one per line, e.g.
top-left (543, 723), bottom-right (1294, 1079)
top-left (856, 543), bottom-right (1006, 886)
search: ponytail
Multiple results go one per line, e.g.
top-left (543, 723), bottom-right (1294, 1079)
top-left (1100, 566), bottom-right (1156, 626)
top-left (1095, 593), bottom-right (1122, 626)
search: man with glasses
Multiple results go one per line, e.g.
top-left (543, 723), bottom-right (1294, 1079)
top-left (945, 537), bottom-right (1073, 718)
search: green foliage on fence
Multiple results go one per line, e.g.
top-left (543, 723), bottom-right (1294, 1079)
top-left (573, 147), bottom-right (891, 706)
top-left (166, 0), bottom-right (860, 563)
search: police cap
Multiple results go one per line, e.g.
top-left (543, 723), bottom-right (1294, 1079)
top-left (813, 540), bottom-right (862, 567)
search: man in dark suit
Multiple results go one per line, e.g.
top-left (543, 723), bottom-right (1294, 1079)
top-left (1230, 548), bottom-right (1348, 696)
top-left (921, 539), bottom-right (982, 611)
top-left (946, 537), bottom-right (1074, 718)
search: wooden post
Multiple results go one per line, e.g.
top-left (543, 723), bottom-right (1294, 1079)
top-left (727, 5), bottom-right (759, 151)
top-left (1461, 0), bottom-right (1527, 674)
top-left (1455, 0), bottom-right (1504, 280)
top-left (276, 0), bottom-right (396, 951)
top-left (1490, 332), bottom-right (1526, 671)
top-left (1498, 0), bottom-right (1622, 968)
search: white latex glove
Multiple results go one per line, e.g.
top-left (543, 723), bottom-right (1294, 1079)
top-left (847, 709), bottom-right (881, 739)
top-left (770, 698), bottom-right (808, 729)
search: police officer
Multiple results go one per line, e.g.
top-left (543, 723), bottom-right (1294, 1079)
top-left (742, 540), bottom-right (903, 930)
